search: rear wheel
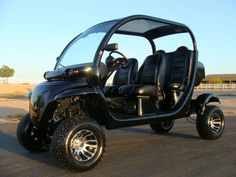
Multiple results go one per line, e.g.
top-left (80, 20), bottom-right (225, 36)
top-left (150, 120), bottom-right (174, 134)
top-left (16, 114), bottom-right (45, 152)
top-left (196, 105), bottom-right (225, 140)
top-left (51, 118), bottom-right (106, 172)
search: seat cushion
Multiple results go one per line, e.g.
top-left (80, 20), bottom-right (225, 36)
top-left (103, 85), bottom-right (120, 97)
top-left (118, 85), bottom-right (157, 97)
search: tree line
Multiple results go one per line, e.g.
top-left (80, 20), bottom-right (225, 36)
top-left (0, 65), bottom-right (15, 84)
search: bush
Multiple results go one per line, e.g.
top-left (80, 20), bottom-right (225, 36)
top-left (210, 77), bottom-right (222, 84)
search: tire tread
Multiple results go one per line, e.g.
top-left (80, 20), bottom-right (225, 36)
top-left (196, 105), bottom-right (224, 140)
top-left (51, 117), bottom-right (106, 171)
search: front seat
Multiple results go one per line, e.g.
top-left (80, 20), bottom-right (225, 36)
top-left (104, 58), bottom-right (138, 97)
top-left (118, 52), bottom-right (167, 115)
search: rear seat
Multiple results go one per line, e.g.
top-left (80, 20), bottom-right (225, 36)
top-left (163, 46), bottom-right (192, 108)
top-left (167, 46), bottom-right (191, 90)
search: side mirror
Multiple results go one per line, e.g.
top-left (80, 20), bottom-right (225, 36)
top-left (56, 57), bottom-right (60, 61)
top-left (103, 43), bottom-right (118, 51)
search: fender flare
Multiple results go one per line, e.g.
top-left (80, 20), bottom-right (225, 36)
top-left (194, 93), bottom-right (220, 115)
top-left (54, 87), bottom-right (109, 125)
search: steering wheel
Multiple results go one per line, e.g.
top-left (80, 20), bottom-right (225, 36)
top-left (105, 51), bottom-right (129, 71)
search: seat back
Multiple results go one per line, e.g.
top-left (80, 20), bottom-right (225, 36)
top-left (170, 46), bottom-right (191, 89)
top-left (137, 52), bottom-right (167, 92)
top-left (113, 58), bottom-right (138, 85)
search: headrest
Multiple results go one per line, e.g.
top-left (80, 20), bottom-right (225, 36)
top-left (127, 58), bottom-right (138, 65)
top-left (155, 50), bottom-right (166, 55)
top-left (175, 46), bottom-right (189, 56)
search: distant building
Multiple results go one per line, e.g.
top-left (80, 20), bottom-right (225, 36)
top-left (203, 74), bottom-right (236, 84)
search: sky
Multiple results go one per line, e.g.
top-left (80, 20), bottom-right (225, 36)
top-left (0, 0), bottom-right (236, 83)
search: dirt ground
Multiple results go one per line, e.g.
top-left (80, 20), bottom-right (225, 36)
top-left (0, 84), bottom-right (34, 119)
top-left (0, 84), bottom-right (236, 120)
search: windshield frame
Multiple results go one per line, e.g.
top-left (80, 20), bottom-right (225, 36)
top-left (54, 20), bottom-right (119, 70)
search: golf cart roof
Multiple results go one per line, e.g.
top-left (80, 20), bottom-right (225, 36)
top-left (96, 15), bottom-right (193, 40)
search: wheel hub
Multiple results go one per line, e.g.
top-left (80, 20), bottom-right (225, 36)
top-left (210, 112), bottom-right (223, 135)
top-left (70, 129), bottom-right (98, 162)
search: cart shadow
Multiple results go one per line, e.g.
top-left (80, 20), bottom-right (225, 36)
top-left (118, 127), bottom-right (201, 140)
top-left (0, 130), bottom-right (62, 170)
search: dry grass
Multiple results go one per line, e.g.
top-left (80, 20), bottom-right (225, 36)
top-left (0, 84), bottom-right (34, 99)
top-left (0, 84), bottom-right (32, 119)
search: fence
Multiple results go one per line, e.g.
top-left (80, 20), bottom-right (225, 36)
top-left (196, 84), bottom-right (236, 90)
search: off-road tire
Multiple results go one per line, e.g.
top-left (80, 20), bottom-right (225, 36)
top-left (196, 105), bottom-right (225, 140)
top-left (51, 118), bottom-right (106, 172)
top-left (16, 114), bottom-right (45, 152)
top-left (150, 120), bottom-right (174, 134)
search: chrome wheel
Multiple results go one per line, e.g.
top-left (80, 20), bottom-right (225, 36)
top-left (70, 129), bottom-right (98, 162)
top-left (52, 118), bottom-right (106, 171)
top-left (196, 105), bottom-right (225, 140)
top-left (210, 112), bottom-right (224, 135)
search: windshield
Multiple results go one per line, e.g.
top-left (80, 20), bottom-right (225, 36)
top-left (56, 21), bottom-right (117, 70)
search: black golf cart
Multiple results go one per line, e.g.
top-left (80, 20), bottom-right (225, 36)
top-left (17, 15), bottom-right (225, 171)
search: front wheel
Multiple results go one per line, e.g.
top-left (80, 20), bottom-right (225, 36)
top-left (150, 120), bottom-right (174, 134)
top-left (51, 118), bottom-right (106, 172)
top-left (196, 105), bottom-right (225, 140)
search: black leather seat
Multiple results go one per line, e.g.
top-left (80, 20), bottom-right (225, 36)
top-left (118, 52), bottom-right (167, 116)
top-left (168, 46), bottom-right (191, 91)
top-left (104, 58), bottom-right (138, 96)
top-left (163, 46), bottom-right (191, 108)
top-left (118, 52), bottom-right (167, 98)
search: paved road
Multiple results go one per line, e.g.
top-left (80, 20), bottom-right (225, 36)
top-left (0, 116), bottom-right (235, 177)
